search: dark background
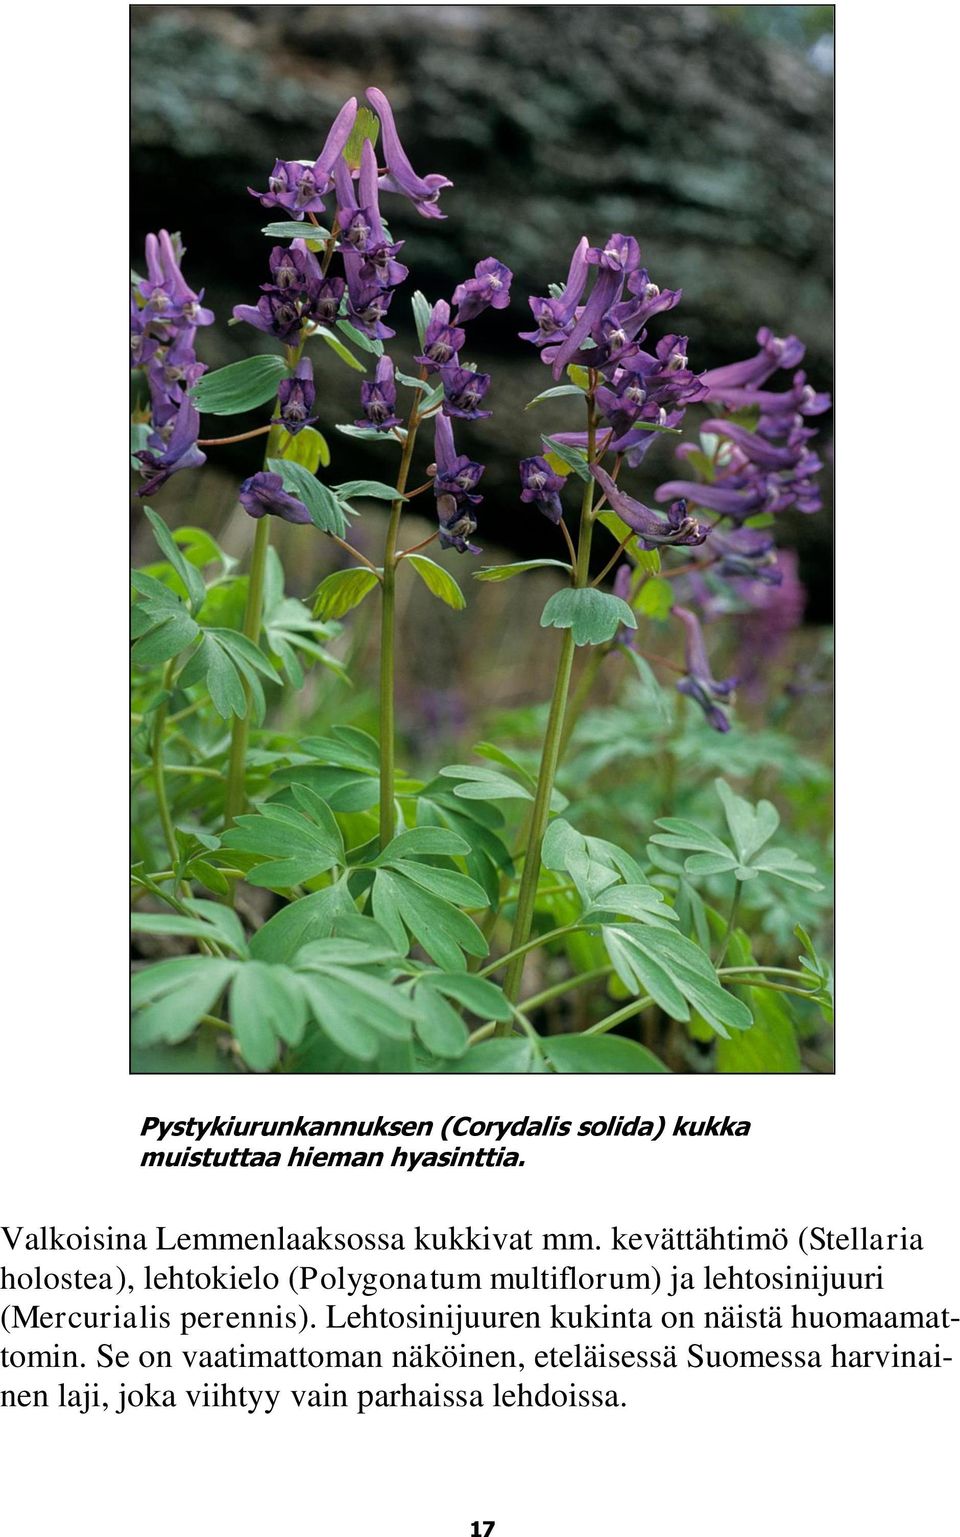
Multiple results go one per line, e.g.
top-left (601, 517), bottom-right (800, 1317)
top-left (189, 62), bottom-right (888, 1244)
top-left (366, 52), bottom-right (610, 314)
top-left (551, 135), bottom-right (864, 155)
top-left (131, 3), bottom-right (833, 618)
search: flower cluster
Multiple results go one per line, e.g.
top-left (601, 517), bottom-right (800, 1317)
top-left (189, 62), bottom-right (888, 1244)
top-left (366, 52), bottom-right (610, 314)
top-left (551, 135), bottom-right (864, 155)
top-left (657, 329), bottom-right (831, 520)
top-left (233, 241), bottom-right (344, 342)
top-left (130, 230), bottom-right (213, 495)
top-left (518, 235), bottom-right (830, 734)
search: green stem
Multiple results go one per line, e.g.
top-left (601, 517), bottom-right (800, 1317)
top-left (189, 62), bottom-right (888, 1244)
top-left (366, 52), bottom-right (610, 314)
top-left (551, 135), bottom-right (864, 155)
top-left (521, 964), bottom-right (614, 1015)
top-left (378, 390), bottom-right (423, 850)
top-left (223, 514), bottom-right (272, 825)
top-left (716, 883), bottom-right (742, 967)
top-left (499, 399), bottom-right (599, 1016)
top-left (478, 923), bottom-right (581, 979)
top-left (151, 662), bottom-right (179, 868)
top-left (560, 643), bottom-right (610, 757)
top-left (585, 995), bottom-right (655, 1036)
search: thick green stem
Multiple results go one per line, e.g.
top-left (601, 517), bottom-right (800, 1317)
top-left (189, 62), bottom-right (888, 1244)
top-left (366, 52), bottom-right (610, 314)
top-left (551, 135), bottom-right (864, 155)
top-left (378, 404), bottom-right (423, 849)
top-left (223, 513), bottom-right (272, 825)
top-left (151, 661), bottom-right (179, 868)
top-left (499, 406), bottom-right (599, 1016)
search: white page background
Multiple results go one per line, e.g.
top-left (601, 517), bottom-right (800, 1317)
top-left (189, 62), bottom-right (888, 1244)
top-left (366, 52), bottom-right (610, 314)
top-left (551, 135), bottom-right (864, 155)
top-left (2, 1), bottom-right (956, 1531)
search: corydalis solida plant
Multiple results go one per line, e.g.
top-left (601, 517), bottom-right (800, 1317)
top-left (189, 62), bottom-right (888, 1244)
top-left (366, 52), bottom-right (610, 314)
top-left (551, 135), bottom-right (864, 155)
top-left (131, 89), bottom-right (831, 1075)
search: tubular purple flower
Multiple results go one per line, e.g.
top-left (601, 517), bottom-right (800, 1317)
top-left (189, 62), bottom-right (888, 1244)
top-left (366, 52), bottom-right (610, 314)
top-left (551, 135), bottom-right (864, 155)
top-left (452, 259), bottom-right (514, 324)
top-left (655, 478), bottom-right (770, 521)
top-left (550, 262), bottom-right (622, 379)
top-left (673, 605), bottom-right (737, 733)
top-left (519, 457), bottom-right (568, 524)
top-left (273, 359), bottom-right (318, 435)
top-left (438, 363), bottom-right (492, 420)
top-left (313, 96), bottom-right (359, 185)
top-left (591, 464), bottom-right (707, 548)
top-left (586, 233), bottom-right (642, 275)
top-left (432, 414), bottom-right (484, 552)
top-left (135, 398), bottom-right (205, 497)
top-left (702, 418), bottom-right (810, 471)
top-left (238, 472), bottom-right (311, 525)
top-left (416, 300), bottom-right (465, 369)
top-left (366, 86), bottom-right (453, 219)
top-left (700, 327), bottom-right (805, 400)
top-left (519, 239), bottom-right (592, 347)
top-left (232, 291), bottom-right (305, 342)
top-left (357, 355), bottom-right (401, 430)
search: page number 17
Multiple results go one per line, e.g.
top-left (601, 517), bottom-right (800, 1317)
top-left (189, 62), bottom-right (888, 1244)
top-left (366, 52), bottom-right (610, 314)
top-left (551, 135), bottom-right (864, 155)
top-left (470, 1523), bottom-right (495, 1537)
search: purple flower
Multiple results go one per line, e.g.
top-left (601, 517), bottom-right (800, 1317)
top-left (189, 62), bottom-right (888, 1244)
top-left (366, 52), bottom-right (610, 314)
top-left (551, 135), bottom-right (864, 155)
top-left (306, 275), bottom-right (346, 326)
top-left (673, 606), bottom-right (737, 733)
top-left (734, 550), bottom-right (806, 697)
top-left (590, 464), bottom-right (707, 549)
top-left (438, 363), bottom-right (492, 420)
top-left (273, 359), bottom-right (318, 435)
top-left (249, 98), bottom-right (359, 214)
top-left (238, 471), bottom-right (311, 525)
top-left (335, 143), bottom-right (409, 290)
top-left (707, 527), bottom-right (782, 585)
top-left (549, 261), bottom-right (622, 379)
top-left (138, 230), bottom-right (214, 329)
top-left (700, 327), bottom-right (806, 401)
top-left (520, 237), bottom-right (591, 347)
top-left (431, 414), bottom-right (483, 553)
top-left (519, 456), bottom-right (567, 524)
top-left (452, 258), bottom-right (513, 324)
top-left (587, 233), bottom-right (642, 275)
top-left (135, 398), bottom-right (206, 497)
top-left (265, 241), bottom-right (322, 294)
top-left (655, 477), bottom-right (771, 521)
top-left (357, 355), bottom-right (401, 430)
top-left (232, 290), bottom-right (305, 342)
top-left (366, 87), bottom-right (452, 220)
top-left (416, 299), bottom-right (465, 370)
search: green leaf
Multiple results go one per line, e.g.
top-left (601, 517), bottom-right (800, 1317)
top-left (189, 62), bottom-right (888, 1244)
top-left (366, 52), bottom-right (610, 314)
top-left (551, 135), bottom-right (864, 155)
top-left (273, 425), bottom-right (330, 472)
top-left (419, 972), bottom-right (513, 1022)
top-left (636, 577), bottom-right (674, 621)
top-left (335, 422), bottom-right (405, 443)
top-left (178, 628), bottom-right (281, 721)
top-left (567, 364), bottom-right (591, 389)
top-left (411, 291), bottom-right (432, 349)
top-left (336, 318), bottom-right (384, 357)
top-left (343, 105), bottom-right (380, 169)
top-left (438, 764), bottom-right (534, 803)
top-left (474, 559), bottom-right (573, 583)
top-left (313, 566), bottom-right (380, 620)
top-left (540, 435), bottom-right (591, 481)
top-left (543, 1036), bottom-right (669, 1073)
top-left (406, 554), bottom-right (466, 611)
top-left (335, 479), bottom-right (406, 504)
top-left (143, 508), bottom-right (206, 611)
top-left (440, 1040), bottom-right (545, 1073)
top-left (412, 984), bottom-right (469, 1059)
top-left (650, 818), bottom-right (737, 860)
top-left (715, 778), bottom-right (779, 861)
top-left (262, 220), bottom-right (331, 241)
top-left (131, 608), bottom-right (200, 667)
top-left (222, 787), bottom-right (345, 890)
top-left (249, 880), bottom-right (356, 963)
top-left (229, 963), bottom-right (296, 1070)
top-left (750, 846), bottom-right (824, 890)
top-left (266, 458), bottom-right (347, 536)
top-left (376, 827), bottom-right (471, 863)
top-left (602, 924), bottom-right (753, 1039)
top-left (132, 957), bottom-right (237, 1047)
top-left (389, 860), bottom-right (487, 908)
top-left (372, 867), bottom-right (487, 970)
top-left (309, 325), bottom-right (367, 372)
top-left (540, 588), bottom-right (637, 647)
top-left (525, 384), bottom-right (586, 409)
top-left (191, 355), bottom-right (289, 415)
